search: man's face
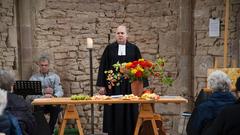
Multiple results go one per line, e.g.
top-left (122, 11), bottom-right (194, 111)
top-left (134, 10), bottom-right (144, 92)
top-left (115, 26), bottom-right (128, 44)
top-left (39, 60), bottom-right (49, 74)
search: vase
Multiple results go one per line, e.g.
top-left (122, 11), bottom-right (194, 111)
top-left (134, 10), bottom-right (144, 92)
top-left (131, 80), bottom-right (144, 96)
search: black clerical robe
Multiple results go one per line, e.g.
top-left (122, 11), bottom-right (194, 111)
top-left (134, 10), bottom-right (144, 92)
top-left (97, 41), bottom-right (148, 135)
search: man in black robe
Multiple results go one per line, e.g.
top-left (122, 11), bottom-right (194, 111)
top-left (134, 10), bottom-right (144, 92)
top-left (97, 25), bottom-right (148, 135)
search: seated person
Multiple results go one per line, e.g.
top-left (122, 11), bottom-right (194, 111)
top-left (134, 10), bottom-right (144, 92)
top-left (203, 76), bottom-right (240, 135)
top-left (0, 88), bottom-right (11, 134)
top-left (186, 70), bottom-right (236, 135)
top-left (0, 69), bottom-right (36, 135)
top-left (28, 54), bottom-right (63, 134)
top-left (236, 76), bottom-right (240, 97)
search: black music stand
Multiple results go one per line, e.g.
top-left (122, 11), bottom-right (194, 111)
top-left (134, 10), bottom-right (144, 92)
top-left (13, 81), bottom-right (42, 98)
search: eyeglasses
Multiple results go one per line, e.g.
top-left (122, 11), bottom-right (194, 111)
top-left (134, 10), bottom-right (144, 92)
top-left (40, 64), bottom-right (49, 67)
top-left (117, 32), bottom-right (125, 35)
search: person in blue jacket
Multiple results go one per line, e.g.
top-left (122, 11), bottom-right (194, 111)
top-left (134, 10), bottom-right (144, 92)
top-left (202, 76), bottom-right (240, 135)
top-left (186, 70), bottom-right (236, 135)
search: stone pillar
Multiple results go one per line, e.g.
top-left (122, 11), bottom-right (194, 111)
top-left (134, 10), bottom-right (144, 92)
top-left (232, 10), bottom-right (240, 67)
top-left (17, 0), bottom-right (33, 79)
top-left (175, 0), bottom-right (193, 134)
top-left (176, 0), bottom-right (193, 102)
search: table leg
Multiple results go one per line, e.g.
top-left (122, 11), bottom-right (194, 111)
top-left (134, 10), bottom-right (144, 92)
top-left (134, 117), bottom-right (143, 135)
top-left (134, 103), bottom-right (165, 135)
top-left (59, 119), bottom-right (67, 135)
top-left (151, 119), bottom-right (158, 135)
top-left (59, 104), bottom-right (84, 135)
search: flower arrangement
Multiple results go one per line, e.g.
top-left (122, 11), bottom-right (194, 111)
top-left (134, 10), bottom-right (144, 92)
top-left (104, 69), bottom-right (122, 89)
top-left (104, 58), bottom-right (173, 90)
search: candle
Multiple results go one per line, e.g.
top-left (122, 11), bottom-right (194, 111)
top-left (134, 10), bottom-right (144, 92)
top-left (87, 38), bottom-right (93, 49)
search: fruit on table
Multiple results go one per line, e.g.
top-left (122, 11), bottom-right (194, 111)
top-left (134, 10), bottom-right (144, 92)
top-left (141, 93), bottom-right (160, 100)
top-left (121, 94), bottom-right (139, 100)
top-left (71, 94), bottom-right (91, 100)
top-left (91, 95), bottom-right (112, 100)
top-left (143, 89), bottom-right (152, 94)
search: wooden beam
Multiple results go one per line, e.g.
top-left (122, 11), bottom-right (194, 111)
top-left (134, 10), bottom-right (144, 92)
top-left (224, 0), bottom-right (230, 67)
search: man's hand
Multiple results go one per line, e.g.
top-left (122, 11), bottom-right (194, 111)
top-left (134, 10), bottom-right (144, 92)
top-left (99, 87), bottom-right (106, 95)
top-left (44, 87), bottom-right (53, 94)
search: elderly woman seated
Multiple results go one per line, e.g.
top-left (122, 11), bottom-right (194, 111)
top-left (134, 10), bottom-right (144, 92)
top-left (186, 70), bottom-right (237, 135)
top-left (0, 69), bottom-right (36, 135)
top-left (203, 76), bottom-right (240, 135)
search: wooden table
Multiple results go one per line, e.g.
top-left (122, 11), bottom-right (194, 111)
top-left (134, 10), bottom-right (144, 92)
top-left (32, 96), bottom-right (188, 135)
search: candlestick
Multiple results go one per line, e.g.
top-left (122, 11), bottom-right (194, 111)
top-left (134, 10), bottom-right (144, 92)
top-left (87, 38), bottom-right (93, 49)
top-left (87, 43), bottom-right (94, 134)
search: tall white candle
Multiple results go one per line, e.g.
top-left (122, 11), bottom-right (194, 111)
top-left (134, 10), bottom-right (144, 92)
top-left (87, 38), bottom-right (93, 49)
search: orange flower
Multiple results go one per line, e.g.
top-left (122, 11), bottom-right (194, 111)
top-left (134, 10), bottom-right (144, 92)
top-left (125, 62), bottom-right (132, 69)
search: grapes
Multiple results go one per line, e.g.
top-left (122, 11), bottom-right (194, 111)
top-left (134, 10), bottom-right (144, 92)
top-left (71, 94), bottom-right (91, 100)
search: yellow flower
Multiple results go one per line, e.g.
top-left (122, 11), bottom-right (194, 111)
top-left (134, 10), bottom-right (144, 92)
top-left (136, 65), bottom-right (144, 72)
top-left (138, 58), bottom-right (144, 62)
top-left (131, 69), bottom-right (137, 74)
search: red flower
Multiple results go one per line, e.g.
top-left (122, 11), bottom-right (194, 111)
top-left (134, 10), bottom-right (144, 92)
top-left (139, 60), bottom-right (153, 68)
top-left (130, 63), bottom-right (138, 68)
top-left (135, 70), bottom-right (143, 78)
top-left (146, 61), bottom-right (153, 67)
top-left (139, 61), bottom-right (147, 68)
top-left (132, 61), bottom-right (139, 65)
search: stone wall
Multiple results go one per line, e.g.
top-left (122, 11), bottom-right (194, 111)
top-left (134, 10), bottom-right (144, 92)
top-left (193, 0), bottom-right (240, 96)
top-left (32, 0), bottom-right (180, 133)
top-left (0, 0), bottom-right (17, 72)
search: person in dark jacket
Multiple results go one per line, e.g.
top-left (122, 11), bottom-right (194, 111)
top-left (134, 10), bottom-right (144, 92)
top-left (203, 76), bottom-right (240, 135)
top-left (0, 73), bottom-right (22, 135)
top-left (186, 70), bottom-right (236, 135)
top-left (0, 88), bottom-right (12, 134)
top-left (0, 69), bottom-right (36, 135)
top-left (97, 25), bottom-right (148, 135)
top-left (203, 99), bottom-right (240, 135)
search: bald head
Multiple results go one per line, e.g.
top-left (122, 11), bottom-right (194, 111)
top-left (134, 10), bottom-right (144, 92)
top-left (115, 25), bottom-right (128, 44)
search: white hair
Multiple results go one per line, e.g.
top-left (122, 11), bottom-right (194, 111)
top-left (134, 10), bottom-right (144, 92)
top-left (0, 89), bottom-right (7, 115)
top-left (207, 70), bottom-right (231, 92)
top-left (0, 69), bottom-right (15, 91)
